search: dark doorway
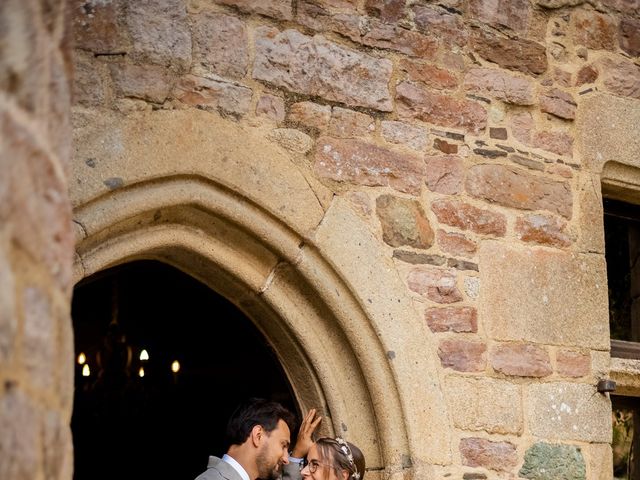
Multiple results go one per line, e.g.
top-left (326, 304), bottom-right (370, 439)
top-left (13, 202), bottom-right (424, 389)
top-left (71, 260), bottom-right (297, 480)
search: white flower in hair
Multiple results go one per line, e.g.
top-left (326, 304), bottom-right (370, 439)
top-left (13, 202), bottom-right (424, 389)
top-left (335, 437), bottom-right (360, 480)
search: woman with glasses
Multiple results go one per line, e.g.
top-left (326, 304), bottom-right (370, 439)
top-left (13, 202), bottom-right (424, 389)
top-left (285, 409), bottom-right (366, 480)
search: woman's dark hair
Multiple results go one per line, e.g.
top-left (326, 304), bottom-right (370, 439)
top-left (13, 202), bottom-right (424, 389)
top-left (315, 437), bottom-right (365, 480)
top-left (225, 398), bottom-right (295, 446)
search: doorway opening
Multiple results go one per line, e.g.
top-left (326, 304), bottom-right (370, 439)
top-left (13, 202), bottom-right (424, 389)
top-left (71, 260), bottom-right (297, 480)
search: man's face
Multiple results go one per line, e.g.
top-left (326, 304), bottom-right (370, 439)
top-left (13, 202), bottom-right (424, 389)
top-left (256, 419), bottom-right (290, 480)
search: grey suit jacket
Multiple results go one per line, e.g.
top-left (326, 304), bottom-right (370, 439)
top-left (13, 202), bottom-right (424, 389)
top-left (195, 456), bottom-right (244, 480)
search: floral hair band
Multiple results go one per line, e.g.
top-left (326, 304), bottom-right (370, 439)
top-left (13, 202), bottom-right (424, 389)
top-left (335, 437), bottom-right (360, 480)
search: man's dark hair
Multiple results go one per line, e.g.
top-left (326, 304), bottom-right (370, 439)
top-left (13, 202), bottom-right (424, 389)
top-left (225, 398), bottom-right (295, 447)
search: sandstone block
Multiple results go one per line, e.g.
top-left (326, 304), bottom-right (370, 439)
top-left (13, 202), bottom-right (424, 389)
top-left (314, 137), bottom-right (425, 195)
top-left (365, 0), bottom-right (407, 23)
top-left (433, 138), bottom-right (458, 154)
top-left (109, 63), bottom-right (175, 103)
top-left (490, 343), bottom-right (552, 377)
top-left (446, 376), bottom-right (523, 434)
top-left (126, 0), bottom-right (191, 72)
top-left (619, 17), bottom-right (640, 57)
top-left (0, 244), bottom-right (15, 363)
top-left (571, 9), bottom-right (616, 50)
top-left (546, 163), bottom-right (573, 178)
top-left (22, 286), bottom-right (55, 391)
top-left (439, 339), bottom-right (486, 372)
top-left (408, 267), bottom-right (463, 303)
top-left (72, 0), bottom-right (128, 54)
top-left (540, 88), bottom-right (577, 120)
top-left (0, 386), bottom-right (40, 479)
top-left (480, 241), bottom-right (609, 349)
top-left (598, 57), bottom-right (640, 100)
top-left (464, 68), bottom-right (535, 105)
top-left (509, 111), bottom-right (533, 145)
top-left (471, 29), bottom-right (547, 76)
top-left (215, 0), bottom-right (292, 20)
top-left (399, 59), bottom-right (458, 90)
top-left (267, 128), bottom-right (313, 154)
top-left (173, 75), bottom-right (252, 116)
top-left (424, 155), bottom-right (464, 195)
top-left (437, 230), bottom-right (477, 257)
top-left (466, 164), bottom-right (572, 218)
top-left (287, 102), bottom-right (331, 131)
top-left (73, 53), bottom-right (106, 107)
top-left (191, 12), bottom-right (248, 79)
top-left (376, 195), bottom-right (434, 249)
top-left (329, 107), bottom-right (375, 138)
top-left (412, 5), bottom-right (468, 47)
top-left (460, 437), bottom-right (518, 472)
top-left (360, 19), bottom-right (439, 58)
top-left (575, 64), bottom-right (599, 86)
top-left (396, 81), bottom-right (487, 134)
top-left (533, 130), bottom-right (574, 156)
top-left (425, 306), bottom-right (477, 332)
top-left (432, 199), bottom-right (506, 236)
top-left (516, 213), bottom-right (571, 247)
top-left (256, 94), bottom-right (285, 123)
top-left (253, 27), bottom-right (393, 111)
top-left (468, 0), bottom-right (530, 33)
top-left (381, 121), bottom-right (428, 151)
top-left (520, 442), bottom-right (586, 480)
top-left (556, 349), bottom-right (590, 378)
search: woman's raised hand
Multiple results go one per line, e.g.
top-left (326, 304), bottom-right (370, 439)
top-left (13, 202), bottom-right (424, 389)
top-left (291, 408), bottom-right (322, 459)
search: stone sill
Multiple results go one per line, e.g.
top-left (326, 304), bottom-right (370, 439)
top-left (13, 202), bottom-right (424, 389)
top-left (610, 356), bottom-right (640, 397)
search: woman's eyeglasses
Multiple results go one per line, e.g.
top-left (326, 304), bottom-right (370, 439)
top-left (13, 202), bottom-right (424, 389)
top-left (300, 459), bottom-right (333, 474)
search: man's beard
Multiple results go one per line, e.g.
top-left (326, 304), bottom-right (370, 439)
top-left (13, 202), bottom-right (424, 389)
top-left (256, 445), bottom-right (282, 480)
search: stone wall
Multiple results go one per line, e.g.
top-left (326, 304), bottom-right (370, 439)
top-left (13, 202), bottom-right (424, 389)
top-left (69, 0), bottom-right (640, 479)
top-left (0, 1), bottom-right (75, 479)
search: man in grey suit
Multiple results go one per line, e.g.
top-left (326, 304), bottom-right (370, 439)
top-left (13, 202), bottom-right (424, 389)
top-left (195, 398), bottom-right (296, 480)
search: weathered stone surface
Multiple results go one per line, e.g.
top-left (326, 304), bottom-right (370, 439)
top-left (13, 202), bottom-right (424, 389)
top-left (267, 128), bottom-right (313, 154)
top-left (73, 52), bottom-right (106, 107)
top-left (0, 244), bottom-right (15, 363)
top-left (109, 63), bottom-right (175, 103)
top-left (547, 163), bottom-right (573, 178)
top-left (446, 376), bottom-right (523, 434)
top-left (191, 12), bottom-right (248, 79)
top-left (554, 67), bottom-right (572, 87)
top-left (540, 88), bottom-right (577, 120)
top-left (425, 306), bottom-right (477, 332)
top-left (365, 0), bottom-right (407, 23)
top-left (491, 343), bottom-right (552, 377)
top-left (396, 82), bottom-right (487, 134)
top-left (466, 164), bottom-right (572, 218)
top-left (408, 267), bottom-right (463, 303)
top-left (173, 75), bottom-right (252, 116)
top-left (480, 242), bottom-right (609, 349)
top-left (465, 276), bottom-right (480, 300)
top-left (471, 29), bottom-right (547, 76)
top-left (72, 0), bottom-right (129, 54)
top-left (256, 94), bottom-right (285, 123)
top-left (490, 128), bottom-right (508, 140)
top-left (329, 107), bottom-right (375, 138)
top-left (394, 251), bottom-right (447, 266)
top-left (460, 437), bottom-right (518, 472)
top-left (431, 199), bottom-right (506, 236)
top-left (468, 0), bottom-right (531, 33)
top-left (433, 138), bottom-right (458, 154)
top-left (598, 57), bottom-right (640, 99)
top-left (0, 386), bottom-right (40, 479)
top-left (511, 154), bottom-right (544, 172)
top-left (619, 17), bottom-right (640, 57)
top-left (571, 9), bottom-right (616, 50)
top-left (314, 137), bottom-right (426, 195)
top-left (400, 59), bottom-right (458, 90)
top-left (359, 20), bottom-right (439, 58)
top-left (424, 155), bottom-right (465, 195)
top-left (463, 68), bottom-right (535, 105)
top-left (376, 195), bottom-right (434, 249)
top-left (534, 130), bottom-right (574, 156)
top-left (412, 5), bottom-right (468, 47)
top-left (448, 258), bottom-right (479, 272)
top-left (534, 0), bottom-right (583, 7)
top-left (126, 0), bottom-right (191, 71)
top-left (438, 230), bottom-right (477, 257)
top-left (509, 111), bottom-right (533, 145)
top-left (520, 442), bottom-right (586, 480)
top-left (215, 0), bottom-right (293, 20)
top-left (557, 349), bottom-right (590, 377)
top-left (575, 64), bottom-right (598, 86)
top-left (381, 121), bottom-right (428, 151)
top-left (287, 102), bottom-right (331, 131)
top-left (516, 213), bottom-right (571, 247)
top-left (22, 286), bottom-right (55, 390)
top-left (253, 27), bottom-right (393, 111)
top-left (439, 339), bottom-right (486, 371)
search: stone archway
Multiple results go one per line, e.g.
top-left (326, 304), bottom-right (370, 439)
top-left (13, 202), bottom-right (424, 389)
top-left (72, 108), bottom-right (452, 478)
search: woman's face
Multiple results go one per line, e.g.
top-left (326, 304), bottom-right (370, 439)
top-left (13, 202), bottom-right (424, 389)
top-left (301, 444), bottom-right (346, 480)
